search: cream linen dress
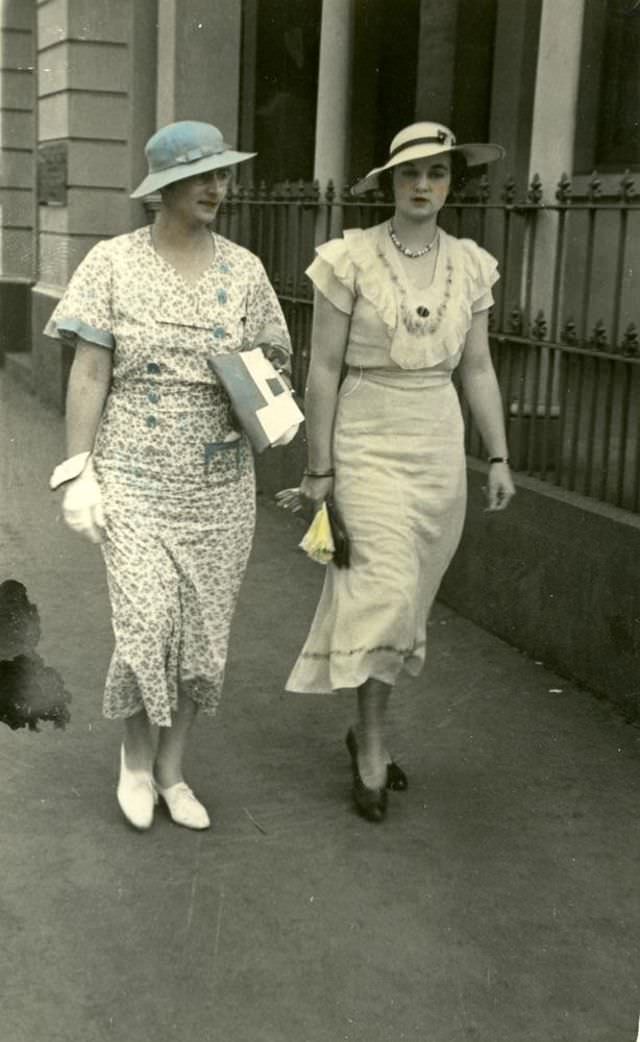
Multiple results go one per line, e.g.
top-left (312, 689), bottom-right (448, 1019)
top-left (286, 222), bottom-right (498, 693)
top-left (46, 227), bottom-right (290, 725)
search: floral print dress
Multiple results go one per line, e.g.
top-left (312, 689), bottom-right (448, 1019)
top-left (46, 227), bottom-right (290, 725)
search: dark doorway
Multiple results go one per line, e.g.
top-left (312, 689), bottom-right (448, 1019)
top-left (349, 0), bottom-right (421, 186)
top-left (248, 0), bottom-right (322, 184)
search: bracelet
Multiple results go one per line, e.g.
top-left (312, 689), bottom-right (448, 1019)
top-left (488, 456), bottom-right (509, 465)
top-left (304, 468), bottom-right (334, 479)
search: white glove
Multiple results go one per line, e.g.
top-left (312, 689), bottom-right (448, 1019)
top-left (60, 456), bottom-right (105, 544)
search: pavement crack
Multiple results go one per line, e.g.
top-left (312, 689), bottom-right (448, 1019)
top-left (243, 806), bottom-right (268, 834)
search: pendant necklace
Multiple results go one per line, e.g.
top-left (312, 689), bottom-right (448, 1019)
top-left (377, 232), bottom-right (453, 336)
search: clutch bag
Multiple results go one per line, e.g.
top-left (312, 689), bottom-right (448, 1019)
top-left (208, 347), bottom-right (304, 453)
top-left (325, 495), bottom-right (350, 569)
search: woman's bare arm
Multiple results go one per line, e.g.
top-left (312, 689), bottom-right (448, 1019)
top-left (299, 291), bottom-right (351, 501)
top-left (65, 340), bottom-right (113, 456)
top-left (458, 310), bottom-right (515, 511)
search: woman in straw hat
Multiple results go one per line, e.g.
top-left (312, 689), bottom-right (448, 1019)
top-left (281, 121), bottom-right (515, 822)
top-left (46, 121), bottom-right (291, 831)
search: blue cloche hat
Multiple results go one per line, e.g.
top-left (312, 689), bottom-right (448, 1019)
top-left (130, 121), bottom-right (256, 198)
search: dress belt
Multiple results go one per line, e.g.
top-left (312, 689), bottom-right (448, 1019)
top-left (347, 365), bottom-right (453, 389)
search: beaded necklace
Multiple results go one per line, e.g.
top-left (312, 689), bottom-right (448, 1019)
top-left (377, 232), bottom-right (454, 337)
top-left (388, 221), bottom-right (438, 258)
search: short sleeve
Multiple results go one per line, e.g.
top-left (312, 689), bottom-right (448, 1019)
top-left (44, 240), bottom-right (115, 349)
top-left (243, 254), bottom-right (292, 358)
top-left (464, 240), bottom-right (499, 313)
top-left (305, 238), bottom-right (356, 315)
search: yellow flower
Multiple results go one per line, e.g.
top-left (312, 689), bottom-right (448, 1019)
top-left (299, 502), bottom-right (335, 565)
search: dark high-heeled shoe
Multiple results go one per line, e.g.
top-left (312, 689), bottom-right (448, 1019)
top-left (345, 727), bottom-right (408, 792)
top-left (352, 771), bottom-right (388, 823)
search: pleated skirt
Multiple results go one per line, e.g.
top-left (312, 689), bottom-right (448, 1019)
top-left (286, 367), bottom-right (467, 693)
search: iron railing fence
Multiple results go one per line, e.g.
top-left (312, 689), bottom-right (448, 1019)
top-left (216, 173), bottom-right (640, 513)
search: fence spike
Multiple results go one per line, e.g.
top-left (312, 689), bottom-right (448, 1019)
top-left (590, 319), bottom-right (608, 350)
top-left (532, 309), bottom-right (548, 340)
top-left (527, 173), bottom-right (544, 205)
top-left (509, 304), bottom-right (523, 335)
top-left (340, 182), bottom-right (352, 202)
top-left (555, 172), bottom-right (572, 204)
top-left (325, 179), bottom-right (336, 204)
top-left (619, 170), bottom-right (636, 203)
top-left (257, 179), bottom-right (268, 201)
top-left (561, 317), bottom-right (578, 345)
top-left (587, 171), bottom-right (602, 201)
top-left (621, 322), bottom-right (639, 357)
top-left (310, 179), bottom-right (321, 203)
top-left (501, 175), bottom-right (517, 206)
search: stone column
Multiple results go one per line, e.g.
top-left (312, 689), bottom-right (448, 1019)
top-left (529, 0), bottom-right (586, 193)
top-left (508, 0), bottom-right (586, 462)
top-left (312, 0), bottom-right (355, 239)
top-left (156, 0), bottom-right (243, 142)
top-left (527, 1), bottom-right (586, 330)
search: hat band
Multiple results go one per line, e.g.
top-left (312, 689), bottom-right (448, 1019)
top-left (153, 144), bottom-right (228, 172)
top-left (388, 133), bottom-right (453, 160)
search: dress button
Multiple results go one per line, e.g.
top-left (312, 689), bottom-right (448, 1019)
top-left (146, 416), bottom-right (158, 429)
top-left (147, 391), bottom-right (160, 404)
top-left (147, 362), bottom-right (161, 374)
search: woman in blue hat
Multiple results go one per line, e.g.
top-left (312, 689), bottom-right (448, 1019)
top-left (282, 122), bottom-right (515, 823)
top-left (46, 122), bottom-right (291, 832)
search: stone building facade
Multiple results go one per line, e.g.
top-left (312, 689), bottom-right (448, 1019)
top-left (0, 0), bottom-right (637, 407)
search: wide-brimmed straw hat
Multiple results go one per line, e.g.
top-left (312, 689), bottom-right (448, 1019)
top-left (130, 121), bottom-right (256, 199)
top-left (351, 121), bottom-right (505, 195)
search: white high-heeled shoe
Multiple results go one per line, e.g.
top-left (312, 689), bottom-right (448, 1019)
top-left (155, 781), bottom-right (210, 830)
top-left (117, 745), bottom-right (156, 830)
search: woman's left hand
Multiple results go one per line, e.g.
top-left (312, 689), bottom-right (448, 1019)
top-left (255, 340), bottom-right (292, 387)
top-left (484, 462), bottom-right (515, 512)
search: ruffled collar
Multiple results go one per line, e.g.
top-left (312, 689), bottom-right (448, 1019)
top-left (342, 223), bottom-right (475, 370)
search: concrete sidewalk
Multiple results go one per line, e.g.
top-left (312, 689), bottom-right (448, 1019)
top-left (1, 371), bottom-right (640, 1042)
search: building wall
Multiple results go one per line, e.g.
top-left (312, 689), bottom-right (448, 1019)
top-left (0, 0), bottom-right (36, 364)
top-left (439, 462), bottom-right (640, 720)
top-left (31, 0), bottom-right (158, 409)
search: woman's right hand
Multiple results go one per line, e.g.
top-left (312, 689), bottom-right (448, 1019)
top-left (62, 457), bottom-right (105, 543)
top-left (300, 474), bottom-right (334, 510)
top-left (275, 474), bottom-right (334, 514)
